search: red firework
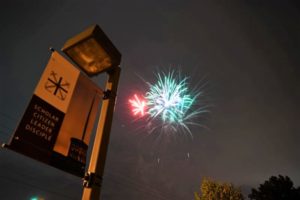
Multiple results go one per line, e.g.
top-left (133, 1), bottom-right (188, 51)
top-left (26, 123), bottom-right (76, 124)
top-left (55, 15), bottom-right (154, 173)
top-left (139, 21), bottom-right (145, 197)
top-left (128, 94), bottom-right (147, 117)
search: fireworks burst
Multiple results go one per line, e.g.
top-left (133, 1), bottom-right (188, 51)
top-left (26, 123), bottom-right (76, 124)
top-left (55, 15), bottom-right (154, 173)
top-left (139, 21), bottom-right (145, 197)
top-left (145, 72), bottom-right (195, 124)
top-left (128, 70), bottom-right (207, 137)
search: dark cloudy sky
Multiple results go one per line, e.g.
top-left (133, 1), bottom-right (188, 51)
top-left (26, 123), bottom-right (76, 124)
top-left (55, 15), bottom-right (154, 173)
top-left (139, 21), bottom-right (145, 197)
top-left (1, 0), bottom-right (300, 199)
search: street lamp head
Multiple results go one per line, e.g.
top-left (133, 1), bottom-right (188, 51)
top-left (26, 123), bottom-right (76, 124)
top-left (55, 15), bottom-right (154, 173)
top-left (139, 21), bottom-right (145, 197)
top-left (62, 25), bottom-right (121, 76)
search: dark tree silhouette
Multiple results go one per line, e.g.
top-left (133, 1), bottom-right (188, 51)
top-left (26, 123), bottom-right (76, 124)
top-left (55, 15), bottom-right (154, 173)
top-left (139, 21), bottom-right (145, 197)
top-left (248, 175), bottom-right (300, 200)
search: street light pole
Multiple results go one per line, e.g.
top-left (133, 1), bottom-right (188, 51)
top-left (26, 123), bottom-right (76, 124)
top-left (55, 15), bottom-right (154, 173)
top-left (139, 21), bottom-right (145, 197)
top-left (81, 67), bottom-right (121, 200)
top-left (61, 24), bottom-right (121, 200)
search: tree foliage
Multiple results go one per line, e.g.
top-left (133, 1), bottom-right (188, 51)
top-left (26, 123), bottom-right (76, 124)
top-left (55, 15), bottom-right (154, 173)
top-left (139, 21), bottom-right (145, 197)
top-left (248, 175), bottom-right (300, 200)
top-left (195, 178), bottom-right (244, 200)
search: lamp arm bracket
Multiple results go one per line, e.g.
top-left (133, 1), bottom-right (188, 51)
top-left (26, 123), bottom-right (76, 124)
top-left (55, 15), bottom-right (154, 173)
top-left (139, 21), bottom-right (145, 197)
top-left (82, 172), bottom-right (102, 188)
top-left (103, 89), bottom-right (114, 100)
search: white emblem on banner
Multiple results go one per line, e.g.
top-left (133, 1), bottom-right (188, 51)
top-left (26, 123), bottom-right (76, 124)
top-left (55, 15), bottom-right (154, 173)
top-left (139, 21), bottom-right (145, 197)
top-left (34, 51), bottom-right (80, 113)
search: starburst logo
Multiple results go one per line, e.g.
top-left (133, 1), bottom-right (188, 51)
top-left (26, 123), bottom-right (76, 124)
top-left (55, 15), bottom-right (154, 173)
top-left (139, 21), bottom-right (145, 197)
top-left (45, 71), bottom-right (70, 101)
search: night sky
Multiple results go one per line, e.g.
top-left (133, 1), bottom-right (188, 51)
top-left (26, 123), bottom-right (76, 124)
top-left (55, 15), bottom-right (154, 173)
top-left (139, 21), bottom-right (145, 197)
top-left (1, 1), bottom-right (300, 199)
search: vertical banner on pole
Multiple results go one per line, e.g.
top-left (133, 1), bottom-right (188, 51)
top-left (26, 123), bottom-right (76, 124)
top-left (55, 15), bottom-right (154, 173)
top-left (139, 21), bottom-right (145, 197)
top-left (6, 51), bottom-right (102, 177)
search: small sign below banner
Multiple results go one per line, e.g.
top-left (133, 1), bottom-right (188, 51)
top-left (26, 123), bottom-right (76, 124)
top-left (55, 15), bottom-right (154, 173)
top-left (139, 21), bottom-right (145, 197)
top-left (5, 51), bottom-right (102, 177)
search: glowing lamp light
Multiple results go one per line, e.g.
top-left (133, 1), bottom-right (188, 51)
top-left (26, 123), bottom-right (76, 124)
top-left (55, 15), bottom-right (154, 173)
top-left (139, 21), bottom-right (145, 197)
top-left (62, 25), bottom-right (121, 76)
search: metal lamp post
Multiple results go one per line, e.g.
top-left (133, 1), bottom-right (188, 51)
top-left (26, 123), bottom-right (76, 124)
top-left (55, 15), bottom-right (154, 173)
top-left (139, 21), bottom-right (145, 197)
top-left (62, 25), bottom-right (121, 200)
